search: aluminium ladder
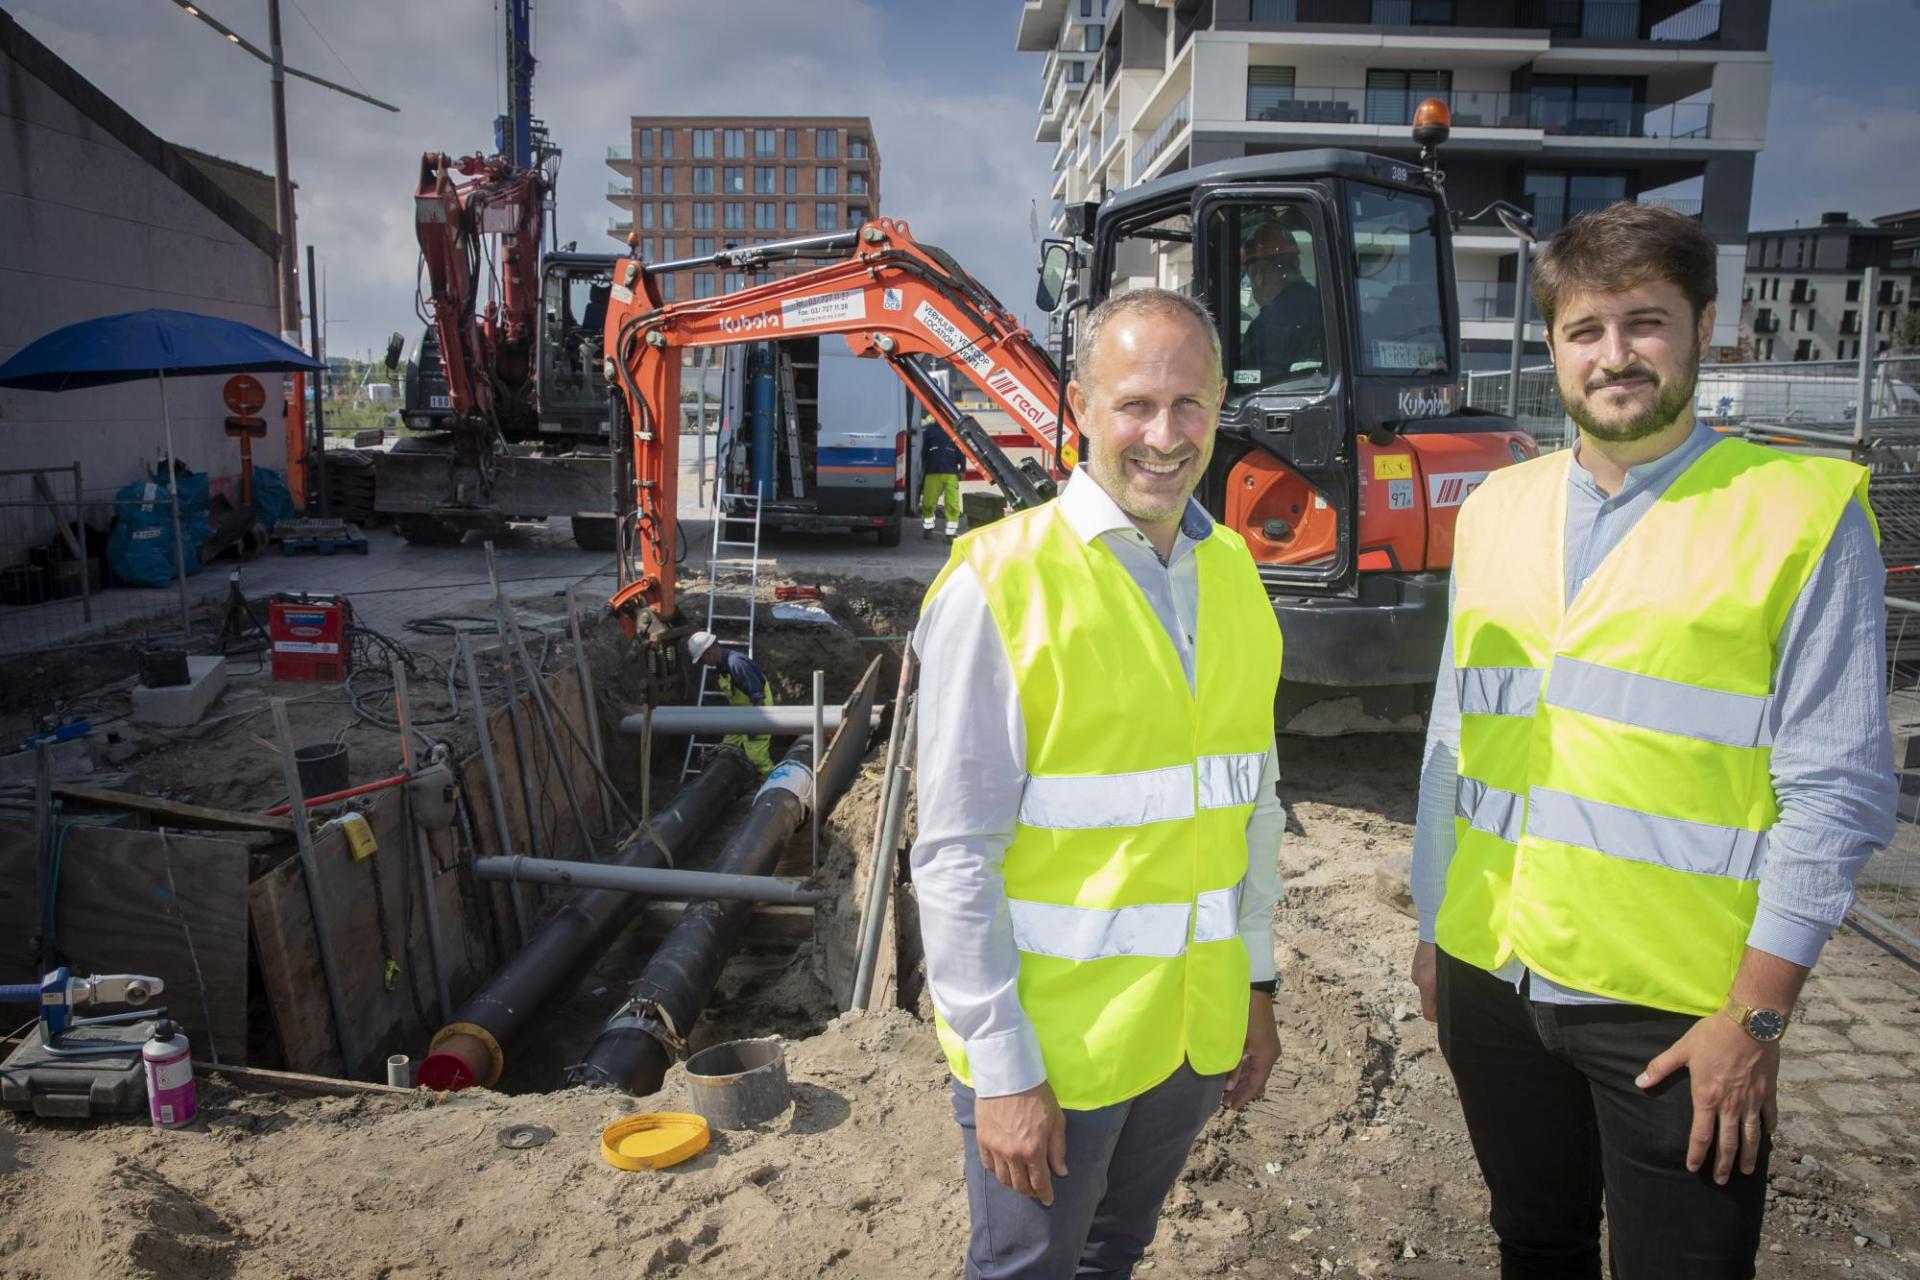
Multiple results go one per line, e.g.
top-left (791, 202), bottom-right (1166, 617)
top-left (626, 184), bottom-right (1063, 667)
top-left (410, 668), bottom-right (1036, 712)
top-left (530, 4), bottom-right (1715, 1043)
top-left (680, 487), bottom-right (766, 779)
top-left (778, 352), bottom-right (806, 499)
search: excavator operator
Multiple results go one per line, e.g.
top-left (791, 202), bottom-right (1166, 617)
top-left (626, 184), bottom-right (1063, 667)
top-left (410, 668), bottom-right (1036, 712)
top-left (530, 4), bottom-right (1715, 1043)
top-left (1238, 213), bottom-right (1323, 390)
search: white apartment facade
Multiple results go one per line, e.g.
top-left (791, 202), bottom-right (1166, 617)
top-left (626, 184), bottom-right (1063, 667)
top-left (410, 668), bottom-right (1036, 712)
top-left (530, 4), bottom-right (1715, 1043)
top-left (1740, 211), bottom-right (1920, 363)
top-left (1019, 0), bottom-right (1773, 366)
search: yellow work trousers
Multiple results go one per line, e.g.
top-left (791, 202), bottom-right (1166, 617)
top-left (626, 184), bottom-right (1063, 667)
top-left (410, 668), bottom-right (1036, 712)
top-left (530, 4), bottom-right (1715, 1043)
top-left (921, 472), bottom-right (960, 522)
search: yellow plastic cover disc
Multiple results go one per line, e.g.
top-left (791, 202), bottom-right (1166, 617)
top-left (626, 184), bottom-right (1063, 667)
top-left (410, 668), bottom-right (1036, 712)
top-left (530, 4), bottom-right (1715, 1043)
top-left (600, 1112), bottom-right (710, 1171)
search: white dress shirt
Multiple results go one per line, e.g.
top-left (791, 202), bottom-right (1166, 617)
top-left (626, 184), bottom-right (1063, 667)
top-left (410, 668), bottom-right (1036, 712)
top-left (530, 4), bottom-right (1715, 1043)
top-left (911, 468), bottom-right (1288, 1098)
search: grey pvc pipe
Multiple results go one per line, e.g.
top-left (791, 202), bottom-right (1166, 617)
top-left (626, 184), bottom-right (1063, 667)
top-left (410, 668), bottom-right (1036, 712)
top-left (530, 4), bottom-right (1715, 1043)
top-left (619, 705), bottom-right (880, 735)
top-left (474, 855), bottom-right (824, 906)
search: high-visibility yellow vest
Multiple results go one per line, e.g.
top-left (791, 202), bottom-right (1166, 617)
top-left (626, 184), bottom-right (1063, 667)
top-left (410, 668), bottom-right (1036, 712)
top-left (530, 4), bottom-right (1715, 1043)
top-left (1441, 438), bottom-right (1873, 1015)
top-left (924, 500), bottom-right (1282, 1109)
top-left (717, 668), bottom-right (774, 775)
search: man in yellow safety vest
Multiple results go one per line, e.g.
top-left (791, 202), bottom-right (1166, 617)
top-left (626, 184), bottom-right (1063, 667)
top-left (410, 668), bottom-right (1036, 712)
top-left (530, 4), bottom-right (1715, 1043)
top-left (912, 288), bottom-right (1287, 1277)
top-left (687, 630), bottom-right (773, 775)
top-left (1409, 202), bottom-right (1896, 1278)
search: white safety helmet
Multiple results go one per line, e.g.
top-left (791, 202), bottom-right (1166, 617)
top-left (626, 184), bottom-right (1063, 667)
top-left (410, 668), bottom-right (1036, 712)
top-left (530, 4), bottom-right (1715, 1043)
top-left (686, 630), bottom-right (718, 664)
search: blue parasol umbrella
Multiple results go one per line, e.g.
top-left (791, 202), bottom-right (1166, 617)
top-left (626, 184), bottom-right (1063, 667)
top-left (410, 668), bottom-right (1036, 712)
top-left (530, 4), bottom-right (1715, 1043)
top-left (0, 309), bottom-right (321, 633)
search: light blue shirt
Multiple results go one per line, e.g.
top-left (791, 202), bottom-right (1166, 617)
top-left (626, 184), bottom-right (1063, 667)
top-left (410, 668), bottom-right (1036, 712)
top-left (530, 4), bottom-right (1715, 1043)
top-left (1412, 422), bottom-right (1897, 1003)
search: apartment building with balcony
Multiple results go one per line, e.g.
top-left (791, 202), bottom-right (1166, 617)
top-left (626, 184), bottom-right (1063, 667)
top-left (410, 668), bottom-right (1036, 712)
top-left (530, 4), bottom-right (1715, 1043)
top-left (605, 116), bottom-right (880, 299)
top-left (1018, 0), bottom-right (1771, 367)
top-left (1740, 210), bottom-right (1920, 362)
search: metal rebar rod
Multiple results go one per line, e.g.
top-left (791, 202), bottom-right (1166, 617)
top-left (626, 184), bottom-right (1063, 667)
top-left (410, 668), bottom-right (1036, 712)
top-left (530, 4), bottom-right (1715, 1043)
top-left (271, 697), bottom-right (363, 1076)
top-left (812, 669), bottom-right (824, 875)
top-left (457, 632), bottom-right (530, 944)
top-left (508, 612), bottom-right (639, 828)
top-left (474, 855), bottom-right (824, 905)
top-left (484, 542), bottom-right (549, 866)
top-left (852, 701), bottom-right (916, 1012)
top-left (392, 659), bottom-right (453, 1023)
top-left (503, 611), bottom-right (597, 850)
top-left (618, 705), bottom-right (880, 735)
top-left (566, 587), bottom-right (617, 832)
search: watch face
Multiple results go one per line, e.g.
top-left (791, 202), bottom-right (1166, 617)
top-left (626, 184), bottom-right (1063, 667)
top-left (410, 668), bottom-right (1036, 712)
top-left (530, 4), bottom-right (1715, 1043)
top-left (1747, 1008), bottom-right (1787, 1041)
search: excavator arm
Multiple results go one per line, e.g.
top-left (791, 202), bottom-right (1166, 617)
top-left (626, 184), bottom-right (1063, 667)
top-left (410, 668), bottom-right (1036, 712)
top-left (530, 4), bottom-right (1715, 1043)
top-left (600, 218), bottom-right (1083, 630)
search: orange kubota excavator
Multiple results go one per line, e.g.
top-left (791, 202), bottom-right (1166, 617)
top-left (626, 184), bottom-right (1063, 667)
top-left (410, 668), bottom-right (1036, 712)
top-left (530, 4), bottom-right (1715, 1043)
top-left (601, 103), bottom-right (1538, 730)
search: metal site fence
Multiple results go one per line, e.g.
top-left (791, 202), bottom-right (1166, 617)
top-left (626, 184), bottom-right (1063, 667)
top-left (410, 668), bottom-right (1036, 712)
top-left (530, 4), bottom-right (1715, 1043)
top-left (1872, 596), bottom-right (1920, 952)
top-left (1463, 356), bottom-right (1920, 455)
top-left (0, 465), bottom-right (191, 658)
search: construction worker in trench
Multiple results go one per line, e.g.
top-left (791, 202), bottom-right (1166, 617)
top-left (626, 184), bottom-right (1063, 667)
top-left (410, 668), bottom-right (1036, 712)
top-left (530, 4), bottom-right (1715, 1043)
top-left (912, 288), bottom-right (1285, 1277)
top-left (686, 630), bottom-right (773, 775)
top-left (1408, 203), bottom-right (1896, 1279)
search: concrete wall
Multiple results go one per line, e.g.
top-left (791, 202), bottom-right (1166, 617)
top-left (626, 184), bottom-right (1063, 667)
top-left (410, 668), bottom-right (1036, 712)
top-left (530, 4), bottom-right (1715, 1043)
top-left (0, 38), bottom-right (284, 524)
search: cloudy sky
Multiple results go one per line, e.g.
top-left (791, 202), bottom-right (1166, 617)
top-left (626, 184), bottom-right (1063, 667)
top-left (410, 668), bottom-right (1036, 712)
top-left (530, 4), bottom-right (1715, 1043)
top-left (10, 0), bottom-right (1916, 360)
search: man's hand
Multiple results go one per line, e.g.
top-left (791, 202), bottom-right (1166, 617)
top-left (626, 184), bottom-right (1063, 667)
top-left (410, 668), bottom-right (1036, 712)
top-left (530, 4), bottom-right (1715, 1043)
top-left (1636, 1012), bottom-right (1780, 1184)
top-left (1410, 941), bottom-right (1438, 1023)
top-left (975, 1082), bottom-right (1069, 1205)
top-left (1225, 990), bottom-right (1281, 1110)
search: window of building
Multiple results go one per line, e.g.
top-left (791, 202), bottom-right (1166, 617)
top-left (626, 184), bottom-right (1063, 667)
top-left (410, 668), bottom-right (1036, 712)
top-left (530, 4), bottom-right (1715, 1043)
top-left (818, 167), bottom-right (839, 194)
top-left (1373, 0), bottom-right (1454, 21)
top-left (724, 202), bottom-right (745, 230)
top-left (638, 168), bottom-right (653, 195)
top-left (1523, 170), bottom-right (1626, 235)
top-left (816, 128), bottom-right (839, 158)
top-left (638, 128), bottom-right (653, 158)
top-left (1249, 0), bottom-right (1296, 16)
top-left (785, 202), bottom-right (799, 231)
top-left (694, 271), bottom-right (716, 299)
top-left (661, 203), bottom-right (675, 230)
top-left (660, 272), bottom-right (677, 300)
top-left (693, 129), bottom-right (714, 159)
top-left (1789, 309), bottom-right (1797, 331)
top-left (1083, 23), bottom-right (1103, 51)
top-left (756, 166), bottom-right (776, 194)
top-left (694, 202), bottom-right (715, 229)
top-left (640, 203), bottom-right (654, 230)
top-left (1365, 70), bottom-right (1452, 127)
top-left (755, 128), bottom-right (777, 158)
top-left (1067, 62), bottom-right (1086, 84)
top-left (724, 271), bottom-right (746, 293)
top-left (1246, 66), bottom-right (1296, 120)
top-left (755, 202), bottom-right (777, 230)
top-left (785, 128), bottom-right (798, 158)
top-left (849, 135), bottom-right (870, 161)
top-left (660, 167), bottom-right (674, 194)
top-left (848, 206), bottom-right (868, 226)
top-left (660, 129), bottom-right (674, 159)
top-left (661, 238), bottom-right (675, 259)
top-left (693, 237), bottom-right (715, 257)
top-left (724, 128), bottom-right (745, 159)
top-left (848, 174), bottom-right (869, 196)
top-left (1847, 278), bottom-right (1862, 302)
top-left (722, 166), bottom-right (744, 194)
top-left (693, 167), bottom-right (715, 194)
top-left (817, 203), bottom-right (840, 230)
top-left (784, 167), bottom-right (798, 194)
top-left (640, 237), bottom-right (654, 263)
top-left (1843, 309), bottom-right (1859, 335)
top-left (1528, 75), bottom-right (1637, 137)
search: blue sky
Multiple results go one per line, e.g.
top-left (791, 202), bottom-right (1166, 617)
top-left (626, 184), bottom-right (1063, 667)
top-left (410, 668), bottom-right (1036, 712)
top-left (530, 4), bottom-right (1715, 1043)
top-left (8, 1), bottom-right (1914, 358)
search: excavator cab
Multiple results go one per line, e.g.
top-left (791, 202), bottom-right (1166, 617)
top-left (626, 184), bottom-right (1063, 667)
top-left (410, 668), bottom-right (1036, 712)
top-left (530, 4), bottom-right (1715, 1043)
top-left (1077, 147), bottom-right (1533, 730)
top-left (536, 252), bottom-right (621, 436)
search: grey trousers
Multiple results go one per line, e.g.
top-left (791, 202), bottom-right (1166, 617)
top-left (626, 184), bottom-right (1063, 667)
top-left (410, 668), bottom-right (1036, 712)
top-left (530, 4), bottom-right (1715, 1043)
top-left (952, 1062), bottom-right (1227, 1279)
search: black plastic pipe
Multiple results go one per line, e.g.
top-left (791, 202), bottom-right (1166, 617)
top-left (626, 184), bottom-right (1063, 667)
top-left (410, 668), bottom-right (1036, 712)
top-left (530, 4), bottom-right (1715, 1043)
top-left (417, 746), bottom-right (753, 1091)
top-left (569, 737), bottom-right (838, 1095)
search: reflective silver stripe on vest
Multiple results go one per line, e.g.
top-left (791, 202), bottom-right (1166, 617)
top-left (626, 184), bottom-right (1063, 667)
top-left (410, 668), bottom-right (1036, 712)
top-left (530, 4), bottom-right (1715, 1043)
top-left (1007, 899), bottom-right (1193, 960)
top-left (1018, 764), bottom-right (1194, 829)
top-left (1019, 755), bottom-right (1266, 830)
top-left (1526, 786), bottom-right (1767, 880)
top-left (1192, 882), bottom-right (1244, 944)
top-left (1456, 776), bottom-right (1527, 845)
top-left (1008, 881), bottom-right (1248, 961)
top-left (1458, 667), bottom-right (1543, 718)
top-left (1198, 752), bottom-right (1267, 810)
top-left (1544, 656), bottom-right (1774, 750)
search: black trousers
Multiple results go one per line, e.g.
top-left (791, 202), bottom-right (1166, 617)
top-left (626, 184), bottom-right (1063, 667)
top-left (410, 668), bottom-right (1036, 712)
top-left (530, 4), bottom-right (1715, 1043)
top-left (1436, 949), bottom-right (1770, 1280)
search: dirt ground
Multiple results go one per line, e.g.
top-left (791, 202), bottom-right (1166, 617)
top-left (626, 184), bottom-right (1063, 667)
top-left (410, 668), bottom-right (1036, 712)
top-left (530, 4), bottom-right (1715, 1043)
top-left (5, 576), bottom-right (1920, 1278)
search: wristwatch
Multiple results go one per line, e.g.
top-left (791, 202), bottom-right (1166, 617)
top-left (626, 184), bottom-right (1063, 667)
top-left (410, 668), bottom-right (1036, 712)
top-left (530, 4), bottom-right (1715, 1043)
top-left (1720, 998), bottom-right (1789, 1042)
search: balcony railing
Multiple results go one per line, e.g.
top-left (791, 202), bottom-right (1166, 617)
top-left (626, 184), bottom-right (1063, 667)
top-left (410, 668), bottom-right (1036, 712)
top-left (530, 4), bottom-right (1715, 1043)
top-left (607, 145), bottom-right (630, 162)
top-left (1880, 283), bottom-right (1905, 307)
top-left (607, 183), bottom-right (632, 198)
top-left (608, 219), bottom-right (633, 236)
top-left (1841, 313), bottom-right (1861, 336)
top-left (1752, 310), bottom-right (1779, 334)
top-left (1790, 284), bottom-right (1816, 305)
top-left (1249, 0), bottom-right (1297, 19)
top-left (1130, 92), bottom-right (1191, 184)
top-left (1522, 1), bottom-right (1722, 42)
top-left (1372, 0), bottom-right (1463, 23)
top-left (1247, 86), bottom-right (1710, 138)
top-left (1456, 281), bottom-right (1544, 325)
